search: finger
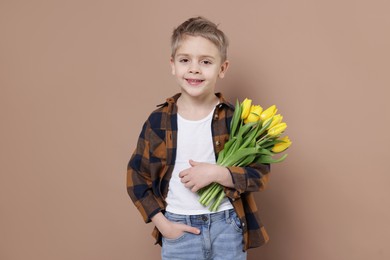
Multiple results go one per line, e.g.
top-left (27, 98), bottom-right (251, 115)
top-left (180, 176), bottom-right (187, 183)
top-left (184, 181), bottom-right (193, 188)
top-left (179, 168), bottom-right (192, 178)
top-left (189, 159), bottom-right (199, 167)
top-left (191, 186), bottom-right (199, 192)
top-left (181, 224), bottom-right (200, 235)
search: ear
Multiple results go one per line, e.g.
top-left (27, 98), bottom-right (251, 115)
top-left (218, 60), bottom-right (229, 79)
top-left (170, 57), bottom-right (176, 75)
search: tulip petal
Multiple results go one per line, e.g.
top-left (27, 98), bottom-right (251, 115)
top-left (241, 98), bottom-right (252, 120)
top-left (268, 122), bottom-right (287, 137)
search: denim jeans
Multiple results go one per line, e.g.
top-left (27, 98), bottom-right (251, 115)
top-left (162, 209), bottom-right (247, 260)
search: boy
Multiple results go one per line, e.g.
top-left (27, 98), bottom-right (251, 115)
top-left (127, 17), bottom-right (270, 260)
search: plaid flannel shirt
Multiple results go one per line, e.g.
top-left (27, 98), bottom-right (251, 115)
top-left (127, 93), bottom-right (270, 251)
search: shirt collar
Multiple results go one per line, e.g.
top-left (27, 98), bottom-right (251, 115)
top-left (158, 92), bottom-right (234, 110)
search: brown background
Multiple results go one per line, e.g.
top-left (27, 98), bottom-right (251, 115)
top-left (1, 0), bottom-right (389, 259)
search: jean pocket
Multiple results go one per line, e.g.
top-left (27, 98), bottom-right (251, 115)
top-left (162, 231), bottom-right (187, 243)
top-left (229, 212), bottom-right (243, 233)
top-left (163, 213), bottom-right (188, 242)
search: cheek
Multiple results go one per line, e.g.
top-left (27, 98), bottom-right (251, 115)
top-left (205, 70), bottom-right (220, 80)
top-left (173, 66), bottom-right (187, 76)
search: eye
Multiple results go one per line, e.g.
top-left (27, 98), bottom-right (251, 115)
top-left (201, 60), bottom-right (212, 65)
top-left (179, 58), bottom-right (189, 63)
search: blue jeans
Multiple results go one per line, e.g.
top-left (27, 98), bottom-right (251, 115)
top-left (162, 209), bottom-right (247, 260)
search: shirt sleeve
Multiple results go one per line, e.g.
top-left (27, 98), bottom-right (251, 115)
top-left (224, 163), bottom-right (271, 200)
top-left (126, 119), bottom-right (165, 223)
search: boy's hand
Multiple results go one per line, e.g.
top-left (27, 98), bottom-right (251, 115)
top-left (151, 212), bottom-right (200, 240)
top-left (179, 160), bottom-right (234, 192)
top-left (162, 220), bottom-right (200, 240)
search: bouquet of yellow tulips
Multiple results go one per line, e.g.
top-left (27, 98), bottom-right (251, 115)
top-left (198, 98), bottom-right (292, 211)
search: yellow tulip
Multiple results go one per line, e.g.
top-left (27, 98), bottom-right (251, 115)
top-left (272, 136), bottom-right (292, 153)
top-left (268, 122), bottom-right (287, 137)
top-left (260, 105), bottom-right (277, 121)
top-left (263, 114), bottom-right (283, 130)
top-left (241, 98), bottom-right (252, 120)
top-left (244, 105), bottom-right (263, 123)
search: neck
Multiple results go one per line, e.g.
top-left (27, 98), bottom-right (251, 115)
top-left (177, 93), bottom-right (219, 120)
top-left (179, 93), bottom-right (218, 107)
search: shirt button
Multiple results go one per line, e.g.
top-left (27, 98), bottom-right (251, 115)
top-left (214, 114), bottom-right (219, 120)
top-left (215, 141), bottom-right (220, 146)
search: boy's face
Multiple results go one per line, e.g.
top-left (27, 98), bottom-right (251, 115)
top-left (170, 36), bottom-right (229, 100)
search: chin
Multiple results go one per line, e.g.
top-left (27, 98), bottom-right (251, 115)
top-left (182, 88), bottom-right (213, 98)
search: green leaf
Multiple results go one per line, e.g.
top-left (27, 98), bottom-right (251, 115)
top-left (240, 122), bottom-right (261, 149)
top-left (258, 148), bottom-right (274, 156)
top-left (261, 139), bottom-right (285, 149)
top-left (230, 100), bottom-right (242, 138)
top-left (236, 154), bottom-right (256, 166)
top-left (237, 122), bottom-right (257, 138)
top-left (217, 149), bottom-right (226, 163)
top-left (223, 138), bottom-right (236, 151)
top-left (232, 136), bottom-right (242, 150)
top-left (256, 118), bottom-right (273, 139)
top-left (220, 147), bottom-right (259, 166)
top-left (217, 138), bottom-right (237, 164)
top-left (257, 154), bottom-right (288, 164)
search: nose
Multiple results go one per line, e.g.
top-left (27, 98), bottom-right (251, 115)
top-left (188, 63), bottom-right (200, 74)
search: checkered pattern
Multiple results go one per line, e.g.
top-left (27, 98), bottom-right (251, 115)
top-left (127, 93), bottom-right (271, 250)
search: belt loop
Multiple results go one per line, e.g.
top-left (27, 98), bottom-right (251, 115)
top-left (225, 209), bottom-right (230, 222)
top-left (186, 215), bottom-right (191, 226)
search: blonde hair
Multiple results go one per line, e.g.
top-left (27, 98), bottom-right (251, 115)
top-left (171, 16), bottom-right (229, 62)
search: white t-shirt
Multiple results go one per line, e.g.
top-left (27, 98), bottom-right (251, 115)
top-left (165, 108), bottom-right (233, 215)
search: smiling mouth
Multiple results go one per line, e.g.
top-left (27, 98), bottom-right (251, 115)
top-left (186, 79), bottom-right (204, 85)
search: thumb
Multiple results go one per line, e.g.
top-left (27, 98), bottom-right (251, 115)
top-left (189, 159), bottom-right (199, 167)
top-left (183, 224), bottom-right (201, 235)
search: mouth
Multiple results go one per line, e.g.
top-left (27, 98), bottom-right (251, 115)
top-left (186, 78), bottom-right (204, 86)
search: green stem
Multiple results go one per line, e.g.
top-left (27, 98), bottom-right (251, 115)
top-left (257, 135), bottom-right (271, 146)
top-left (209, 189), bottom-right (226, 212)
top-left (199, 183), bottom-right (219, 205)
top-left (204, 185), bottom-right (222, 206)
